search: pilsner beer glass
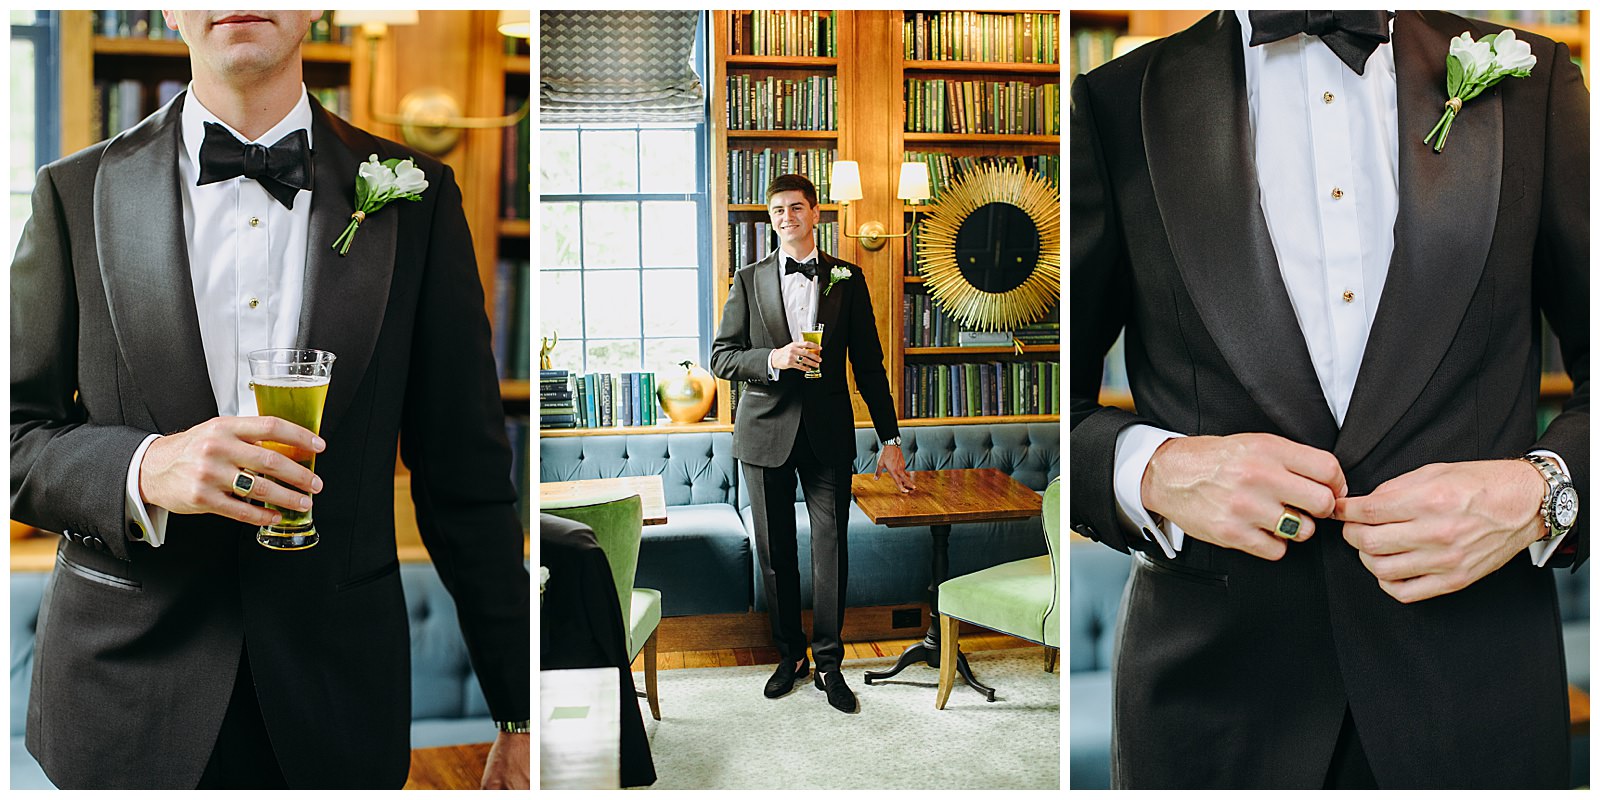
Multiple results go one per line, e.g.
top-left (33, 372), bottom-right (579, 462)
top-left (802, 323), bottom-right (824, 379)
top-left (247, 348), bottom-right (335, 550)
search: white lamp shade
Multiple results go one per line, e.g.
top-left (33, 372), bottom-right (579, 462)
top-left (830, 160), bottom-right (863, 203)
top-left (497, 10), bottom-right (530, 39)
top-left (331, 11), bottom-right (420, 28)
top-left (897, 162), bottom-right (931, 202)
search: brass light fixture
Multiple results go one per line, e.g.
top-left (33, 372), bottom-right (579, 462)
top-left (829, 161), bottom-right (932, 251)
top-left (332, 10), bottom-right (531, 156)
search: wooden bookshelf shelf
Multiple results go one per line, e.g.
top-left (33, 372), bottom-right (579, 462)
top-left (498, 218), bottom-right (531, 237)
top-left (904, 275), bottom-right (926, 283)
top-left (726, 54), bottom-right (839, 69)
top-left (903, 132), bottom-right (1059, 145)
top-left (727, 129), bottom-right (839, 140)
top-left (903, 59), bottom-right (1060, 74)
top-left (501, 380), bottom-right (531, 402)
top-left (541, 420), bottom-right (736, 438)
top-left (93, 36), bottom-right (354, 63)
top-left (505, 54), bottom-right (530, 75)
top-left (900, 414), bottom-right (1057, 427)
top-left (906, 344), bottom-right (1058, 356)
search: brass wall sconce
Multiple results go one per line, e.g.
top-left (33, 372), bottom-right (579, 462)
top-left (332, 10), bottom-right (531, 156)
top-left (829, 161), bottom-right (932, 251)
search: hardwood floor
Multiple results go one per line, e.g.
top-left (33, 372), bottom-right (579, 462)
top-left (633, 630), bottom-right (1047, 672)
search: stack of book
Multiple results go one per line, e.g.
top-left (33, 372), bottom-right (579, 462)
top-left (539, 371), bottom-right (577, 430)
top-left (729, 10), bottom-right (837, 57)
top-left (903, 78), bottom-right (1059, 135)
top-left (728, 147), bottom-right (836, 204)
top-left (903, 151), bottom-right (1059, 197)
top-left (1012, 320), bottom-right (1060, 347)
top-left (573, 373), bottom-right (660, 428)
top-left (902, 11), bottom-right (1059, 64)
top-left (903, 361), bottom-right (1059, 419)
top-left (726, 74), bottom-right (837, 131)
top-left (728, 221), bottom-right (838, 275)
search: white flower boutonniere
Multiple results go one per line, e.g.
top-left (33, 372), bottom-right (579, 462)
top-left (1425, 29), bottom-right (1536, 153)
top-left (332, 155), bottom-right (430, 255)
top-left (824, 265), bottom-right (851, 295)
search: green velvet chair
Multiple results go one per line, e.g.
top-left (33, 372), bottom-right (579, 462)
top-left (542, 492), bottom-right (664, 720)
top-left (934, 477), bottom-right (1060, 709)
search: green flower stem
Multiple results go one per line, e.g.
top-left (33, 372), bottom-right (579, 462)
top-left (1425, 107), bottom-right (1456, 152)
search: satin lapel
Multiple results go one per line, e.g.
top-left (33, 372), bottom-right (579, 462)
top-left (94, 92), bottom-right (220, 431)
top-left (814, 251), bottom-right (846, 348)
top-left (1334, 11), bottom-right (1502, 469)
top-left (1143, 11), bottom-right (1337, 449)
top-left (750, 252), bottom-right (791, 347)
top-left (294, 98), bottom-right (396, 441)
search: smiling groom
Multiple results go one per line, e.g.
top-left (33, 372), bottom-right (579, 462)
top-left (711, 173), bottom-right (915, 714)
top-left (11, 10), bottom-right (528, 789)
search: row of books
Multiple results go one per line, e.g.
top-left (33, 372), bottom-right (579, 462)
top-left (1464, 10), bottom-right (1583, 25)
top-left (903, 151), bottom-right (1059, 200)
top-left (541, 372), bottom-right (662, 429)
top-left (506, 414), bottom-right (531, 528)
top-left (502, 93), bottom-right (531, 221)
top-left (902, 11), bottom-right (1059, 64)
top-left (903, 291), bottom-right (964, 348)
top-left (904, 78), bottom-right (1060, 136)
top-left (93, 79), bottom-right (350, 142)
top-left (91, 11), bottom-right (351, 43)
top-left (727, 147), bottom-right (836, 205)
top-left (728, 221), bottom-right (839, 275)
top-left (1070, 28), bottom-right (1121, 78)
top-left (1013, 321), bottom-right (1061, 347)
top-left (902, 361), bottom-right (1060, 419)
top-left (729, 10), bottom-right (837, 58)
top-left (492, 258), bottom-right (532, 381)
top-left (726, 74), bottom-right (837, 131)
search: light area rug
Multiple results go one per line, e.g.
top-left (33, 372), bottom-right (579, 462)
top-left (637, 647), bottom-right (1060, 789)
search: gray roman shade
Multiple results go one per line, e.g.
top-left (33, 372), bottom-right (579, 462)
top-left (540, 10), bottom-right (705, 124)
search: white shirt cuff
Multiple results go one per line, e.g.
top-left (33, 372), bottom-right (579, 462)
top-left (1113, 424), bottom-right (1188, 558)
top-left (125, 434), bottom-right (170, 547)
top-left (1526, 449), bottom-right (1569, 568)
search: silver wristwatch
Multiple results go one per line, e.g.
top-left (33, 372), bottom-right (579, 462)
top-left (1521, 454), bottom-right (1578, 542)
top-left (881, 436), bottom-right (902, 448)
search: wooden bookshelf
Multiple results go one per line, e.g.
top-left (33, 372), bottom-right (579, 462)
top-left (36, 11), bottom-right (533, 554)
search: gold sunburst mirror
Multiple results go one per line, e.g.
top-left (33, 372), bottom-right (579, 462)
top-left (915, 161), bottom-right (1060, 332)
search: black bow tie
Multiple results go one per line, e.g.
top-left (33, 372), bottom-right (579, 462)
top-left (1249, 11), bottom-right (1394, 76)
top-left (784, 257), bottom-right (818, 280)
top-left (196, 121), bottom-right (313, 209)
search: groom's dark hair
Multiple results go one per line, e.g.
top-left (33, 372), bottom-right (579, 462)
top-left (765, 173), bottom-right (818, 207)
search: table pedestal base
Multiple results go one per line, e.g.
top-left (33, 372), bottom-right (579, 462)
top-left (863, 627), bottom-right (996, 702)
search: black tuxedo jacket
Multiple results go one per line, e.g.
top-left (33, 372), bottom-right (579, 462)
top-left (710, 249), bottom-right (899, 467)
top-left (10, 93), bottom-right (529, 788)
top-left (1071, 11), bottom-right (1587, 788)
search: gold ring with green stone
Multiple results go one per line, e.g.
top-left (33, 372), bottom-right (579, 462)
top-left (1274, 508), bottom-right (1303, 539)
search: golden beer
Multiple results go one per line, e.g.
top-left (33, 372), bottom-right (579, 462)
top-left (247, 349), bottom-right (336, 550)
top-left (802, 324), bottom-right (824, 379)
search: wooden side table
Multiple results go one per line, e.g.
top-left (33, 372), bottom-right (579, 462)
top-left (850, 468), bottom-right (1043, 701)
top-left (539, 474), bottom-right (669, 525)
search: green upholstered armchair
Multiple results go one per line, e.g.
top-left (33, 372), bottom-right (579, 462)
top-left (934, 477), bottom-right (1061, 709)
top-left (543, 492), bottom-right (665, 720)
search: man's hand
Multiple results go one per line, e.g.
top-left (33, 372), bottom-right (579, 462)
top-left (480, 730), bottom-right (530, 789)
top-left (769, 341), bottom-right (821, 372)
top-left (875, 443), bottom-right (915, 493)
top-left (1332, 460), bottom-right (1548, 604)
top-left (138, 416), bottom-right (324, 527)
top-left (1141, 433), bottom-right (1346, 560)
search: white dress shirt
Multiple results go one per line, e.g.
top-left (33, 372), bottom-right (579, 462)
top-left (124, 85), bottom-right (316, 546)
top-left (766, 246), bottom-right (821, 379)
top-left (1113, 13), bottom-right (1568, 565)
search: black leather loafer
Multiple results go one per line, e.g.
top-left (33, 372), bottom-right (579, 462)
top-left (763, 656), bottom-right (809, 698)
top-left (814, 669), bottom-right (858, 713)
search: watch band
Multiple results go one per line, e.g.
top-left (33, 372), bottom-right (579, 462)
top-left (881, 436), bottom-right (902, 448)
top-left (1520, 454), bottom-right (1573, 542)
top-left (496, 719), bottom-right (530, 734)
